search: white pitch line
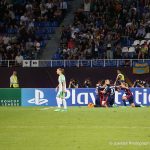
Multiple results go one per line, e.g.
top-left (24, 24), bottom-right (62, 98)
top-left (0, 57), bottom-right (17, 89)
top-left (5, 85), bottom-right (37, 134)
top-left (1, 126), bottom-right (150, 129)
top-left (40, 107), bottom-right (52, 110)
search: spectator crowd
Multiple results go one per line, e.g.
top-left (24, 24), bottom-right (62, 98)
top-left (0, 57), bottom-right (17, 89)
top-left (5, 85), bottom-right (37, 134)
top-left (0, 0), bottom-right (150, 63)
top-left (55, 0), bottom-right (150, 60)
top-left (0, 0), bottom-right (68, 64)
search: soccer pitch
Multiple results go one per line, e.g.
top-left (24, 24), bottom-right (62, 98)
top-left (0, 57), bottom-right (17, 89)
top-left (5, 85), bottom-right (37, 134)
top-left (0, 107), bottom-right (150, 150)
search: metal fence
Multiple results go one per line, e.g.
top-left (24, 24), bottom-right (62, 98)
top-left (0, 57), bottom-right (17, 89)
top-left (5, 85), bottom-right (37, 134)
top-left (0, 59), bottom-right (150, 67)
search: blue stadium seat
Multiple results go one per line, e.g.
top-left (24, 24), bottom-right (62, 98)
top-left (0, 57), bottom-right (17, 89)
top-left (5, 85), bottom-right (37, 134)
top-left (51, 21), bottom-right (59, 27)
top-left (40, 41), bottom-right (46, 48)
top-left (6, 29), bottom-right (18, 34)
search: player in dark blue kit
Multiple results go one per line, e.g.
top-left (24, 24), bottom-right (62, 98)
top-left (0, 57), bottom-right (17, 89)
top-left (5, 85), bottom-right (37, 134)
top-left (99, 79), bottom-right (112, 107)
top-left (103, 80), bottom-right (119, 107)
top-left (120, 82), bottom-right (135, 107)
top-left (107, 86), bottom-right (116, 107)
top-left (103, 80), bottom-right (112, 107)
top-left (120, 82), bottom-right (143, 107)
top-left (95, 81), bottom-right (101, 107)
top-left (95, 80), bottom-right (105, 107)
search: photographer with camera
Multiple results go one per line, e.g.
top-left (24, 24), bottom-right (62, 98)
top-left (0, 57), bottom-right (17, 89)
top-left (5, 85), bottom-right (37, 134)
top-left (83, 78), bottom-right (92, 88)
top-left (68, 78), bottom-right (79, 88)
top-left (132, 80), bottom-right (146, 88)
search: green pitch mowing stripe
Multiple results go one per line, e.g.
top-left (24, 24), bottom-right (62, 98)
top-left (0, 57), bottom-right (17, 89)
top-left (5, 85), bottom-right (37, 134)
top-left (0, 107), bottom-right (150, 150)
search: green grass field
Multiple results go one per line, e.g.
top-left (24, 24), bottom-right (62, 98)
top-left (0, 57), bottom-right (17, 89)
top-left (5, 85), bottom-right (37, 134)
top-left (0, 107), bottom-right (150, 150)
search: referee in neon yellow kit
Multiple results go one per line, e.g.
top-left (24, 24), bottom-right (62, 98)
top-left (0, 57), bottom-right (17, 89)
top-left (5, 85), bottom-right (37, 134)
top-left (10, 71), bottom-right (19, 88)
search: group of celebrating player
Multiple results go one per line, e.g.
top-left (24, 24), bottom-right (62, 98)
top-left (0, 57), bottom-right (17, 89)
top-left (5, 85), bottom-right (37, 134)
top-left (95, 70), bottom-right (142, 108)
top-left (95, 79), bottom-right (135, 108)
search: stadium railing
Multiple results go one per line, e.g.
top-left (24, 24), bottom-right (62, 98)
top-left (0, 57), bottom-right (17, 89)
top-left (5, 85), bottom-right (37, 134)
top-left (0, 59), bottom-right (150, 67)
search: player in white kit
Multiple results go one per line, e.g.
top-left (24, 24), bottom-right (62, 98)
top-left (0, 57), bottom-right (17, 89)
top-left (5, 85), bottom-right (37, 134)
top-left (54, 68), bottom-right (67, 112)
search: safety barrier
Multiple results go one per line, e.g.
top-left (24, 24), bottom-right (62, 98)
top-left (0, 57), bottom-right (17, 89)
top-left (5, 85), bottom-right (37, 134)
top-left (0, 59), bottom-right (150, 67)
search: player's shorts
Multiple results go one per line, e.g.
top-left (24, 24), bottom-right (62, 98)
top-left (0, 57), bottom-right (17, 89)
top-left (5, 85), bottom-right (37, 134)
top-left (126, 95), bottom-right (134, 104)
top-left (57, 91), bottom-right (66, 99)
top-left (108, 95), bottom-right (115, 105)
top-left (109, 95), bottom-right (115, 101)
top-left (95, 95), bottom-right (101, 107)
top-left (100, 95), bottom-right (108, 105)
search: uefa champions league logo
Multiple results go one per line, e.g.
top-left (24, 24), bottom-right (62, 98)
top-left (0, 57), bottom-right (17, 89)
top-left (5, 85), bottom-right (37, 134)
top-left (28, 89), bottom-right (48, 105)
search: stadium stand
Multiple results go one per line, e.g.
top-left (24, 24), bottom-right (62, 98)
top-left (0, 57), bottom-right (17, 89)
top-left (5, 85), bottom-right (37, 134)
top-left (54, 0), bottom-right (150, 60)
top-left (0, 0), bottom-right (69, 61)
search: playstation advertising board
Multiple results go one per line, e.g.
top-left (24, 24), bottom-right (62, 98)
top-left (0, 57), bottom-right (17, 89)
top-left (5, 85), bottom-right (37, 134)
top-left (21, 88), bottom-right (57, 106)
top-left (21, 88), bottom-right (95, 106)
top-left (21, 88), bottom-right (150, 106)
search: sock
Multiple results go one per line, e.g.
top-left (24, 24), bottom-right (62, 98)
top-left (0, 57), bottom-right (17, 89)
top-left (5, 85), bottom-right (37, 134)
top-left (56, 97), bottom-right (62, 108)
top-left (62, 99), bottom-right (67, 109)
top-left (123, 100), bottom-right (127, 106)
top-left (135, 105), bottom-right (141, 107)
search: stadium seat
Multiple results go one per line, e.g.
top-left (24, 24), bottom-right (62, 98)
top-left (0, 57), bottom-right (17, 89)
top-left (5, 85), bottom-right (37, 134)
top-left (40, 41), bottom-right (46, 48)
top-left (15, 16), bottom-right (20, 21)
top-left (6, 29), bottom-right (18, 34)
top-left (46, 27), bottom-right (55, 34)
top-left (145, 33), bottom-right (150, 39)
top-left (140, 40), bottom-right (146, 45)
top-left (122, 47), bottom-right (128, 53)
top-left (44, 22), bottom-right (51, 27)
top-left (128, 47), bottom-right (136, 58)
top-left (51, 21), bottom-right (59, 27)
top-left (132, 40), bottom-right (140, 46)
top-left (128, 47), bottom-right (135, 53)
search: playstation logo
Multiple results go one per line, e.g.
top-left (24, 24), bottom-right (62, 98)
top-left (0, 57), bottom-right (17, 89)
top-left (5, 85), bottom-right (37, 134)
top-left (28, 89), bottom-right (48, 105)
